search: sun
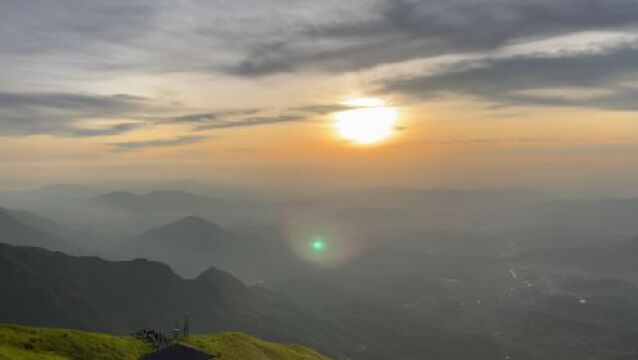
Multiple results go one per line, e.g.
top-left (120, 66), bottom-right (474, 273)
top-left (333, 98), bottom-right (398, 145)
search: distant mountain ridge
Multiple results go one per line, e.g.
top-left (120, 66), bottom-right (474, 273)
top-left (0, 207), bottom-right (65, 235)
top-left (95, 190), bottom-right (278, 228)
top-left (30, 184), bottom-right (96, 197)
top-left (145, 216), bottom-right (228, 241)
top-left (96, 190), bottom-right (209, 212)
top-left (0, 207), bottom-right (78, 253)
top-left (111, 216), bottom-right (238, 278)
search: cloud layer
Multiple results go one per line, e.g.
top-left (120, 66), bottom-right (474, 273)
top-left (2, 0), bottom-right (638, 149)
top-left (381, 45), bottom-right (638, 110)
top-left (0, 92), bottom-right (148, 136)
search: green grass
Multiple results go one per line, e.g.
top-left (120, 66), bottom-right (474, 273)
top-left (183, 332), bottom-right (330, 360)
top-left (0, 325), bottom-right (330, 360)
top-left (0, 345), bottom-right (66, 360)
top-left (0, 324), bottom-right (152, 360)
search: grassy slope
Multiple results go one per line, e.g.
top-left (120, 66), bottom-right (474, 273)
top-left (0, 345), bottom-right (66, 360)
top-left (184, 332), bottom-right (330, 360)
top-left (0, 325), bottom-right (330, 360)
top-left (0, 324), bottom-right (150, 360)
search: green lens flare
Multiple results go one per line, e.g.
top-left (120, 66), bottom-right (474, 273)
top-left (311, 239), bottom-right (326, 251)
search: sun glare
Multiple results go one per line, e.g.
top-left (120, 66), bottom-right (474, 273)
top-left (334, 98), bottom-right (398, 145)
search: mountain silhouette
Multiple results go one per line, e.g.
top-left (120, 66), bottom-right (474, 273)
top-left (112, 216), bottom-right (238, 278)
top-left (95, 190), bottom-right (276, 227)
top-left (0, 242), bottom-right (352, 357)
top-left (0, 208), bottom-right (78, 253)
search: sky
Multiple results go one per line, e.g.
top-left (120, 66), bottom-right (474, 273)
top-left (0, 0), bottom-right (637, 195)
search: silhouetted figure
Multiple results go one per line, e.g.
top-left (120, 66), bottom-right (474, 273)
top-left (183, 314), bottom-right (190, 337)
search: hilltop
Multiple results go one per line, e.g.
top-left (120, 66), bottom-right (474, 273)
top-left (0, 324), bottom-right (329, 360)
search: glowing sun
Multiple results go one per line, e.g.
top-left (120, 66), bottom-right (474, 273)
top-left (334, 98), bottom-right (398, 145)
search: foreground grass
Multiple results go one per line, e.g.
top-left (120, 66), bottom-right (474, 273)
top-left (0, 325), bottom-right (330, 360)
top-left (0, 345), bottom-right (66, 360)
top-left (184, 332), bottom-right (330, 360)
top-left (0, 324), bottom-right (150, 360)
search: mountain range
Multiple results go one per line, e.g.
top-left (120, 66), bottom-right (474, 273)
top-left (0, 208), bottom-right (78, 254)
top-left (0, 238), bottom-right (507, 359)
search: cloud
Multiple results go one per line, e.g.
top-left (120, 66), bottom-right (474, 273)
top-left (0, 92), bottom-right (144, 112)
top-left (5, 0), bottom-right (638, 80)
top-left (422, 137), bottom-right (555, 145)
top-left (0, 88), bottom-right (350, 138)
top-left (0, 91), bottom-right (149, 136)
top-left (0, 1), bottom-right (157, 55)
top-left (225, 0), bottom-right (638, 76)
top-left (194, 115), bottom-right (305, 130)
top-left (289, 104), bottom-right (356, 115)
top-left (5, 0), bottom-right (638, 137)
top-left (160, 103), bottom-right (353, 131)
top-left (110, 135), bottom-right (208, 151)
top-left (380, 45), bottom-right (638, 110)
top-left (228, 41), bottom-right (296, 76)
top-left (66, 123), bottom-right (142, 137)
top-left (155, 109), bottom-right (261, 125)
top-left (155, 111), bottom-right (307, 131)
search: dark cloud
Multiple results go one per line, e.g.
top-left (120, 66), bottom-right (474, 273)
top-left (4, 0), bottom-right (638, 81)
top-left (381, 45), bottom-right (638, 110)
top-left (2, 0), bottom-right (638, 81)
top-left (317, 0), bottom-right (638, 43)
top-left (228, 42), bottom-right (296, 76)
top-left (0, 91), bottom-right (148, 136)
top-left (0, 1), bottom-right (157, 55)
top-left (227, 0), bottom-right (638, 76)
top-left (110, 135), bottom-right (208, 151)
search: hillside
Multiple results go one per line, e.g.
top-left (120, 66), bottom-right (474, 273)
top-left (0, 242), bottom-right (347, 355)
top-left (113, 216), bottom-right (237, 278)
top-left (0, 324), bottom-right (328, 360)
top-left (110, 217), bottom-right (309, 282)
top-left (94, 190), bottom-right (276, 227)
top-left (0, 242), bottom-right (509, 359)
top-left (182, 333), bottom-right (329, 360)
top-left (0, 209), bottom-right (78, 254)
top-left (0, 324), bottom-right (149, 360)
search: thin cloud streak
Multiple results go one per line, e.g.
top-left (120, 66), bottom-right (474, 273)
top-left (110, 135), bottom-right (208, 151)
top-left (0, 91), bottom-right (149, 136)
top-left (195, 115), bottom-right (306, 130)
